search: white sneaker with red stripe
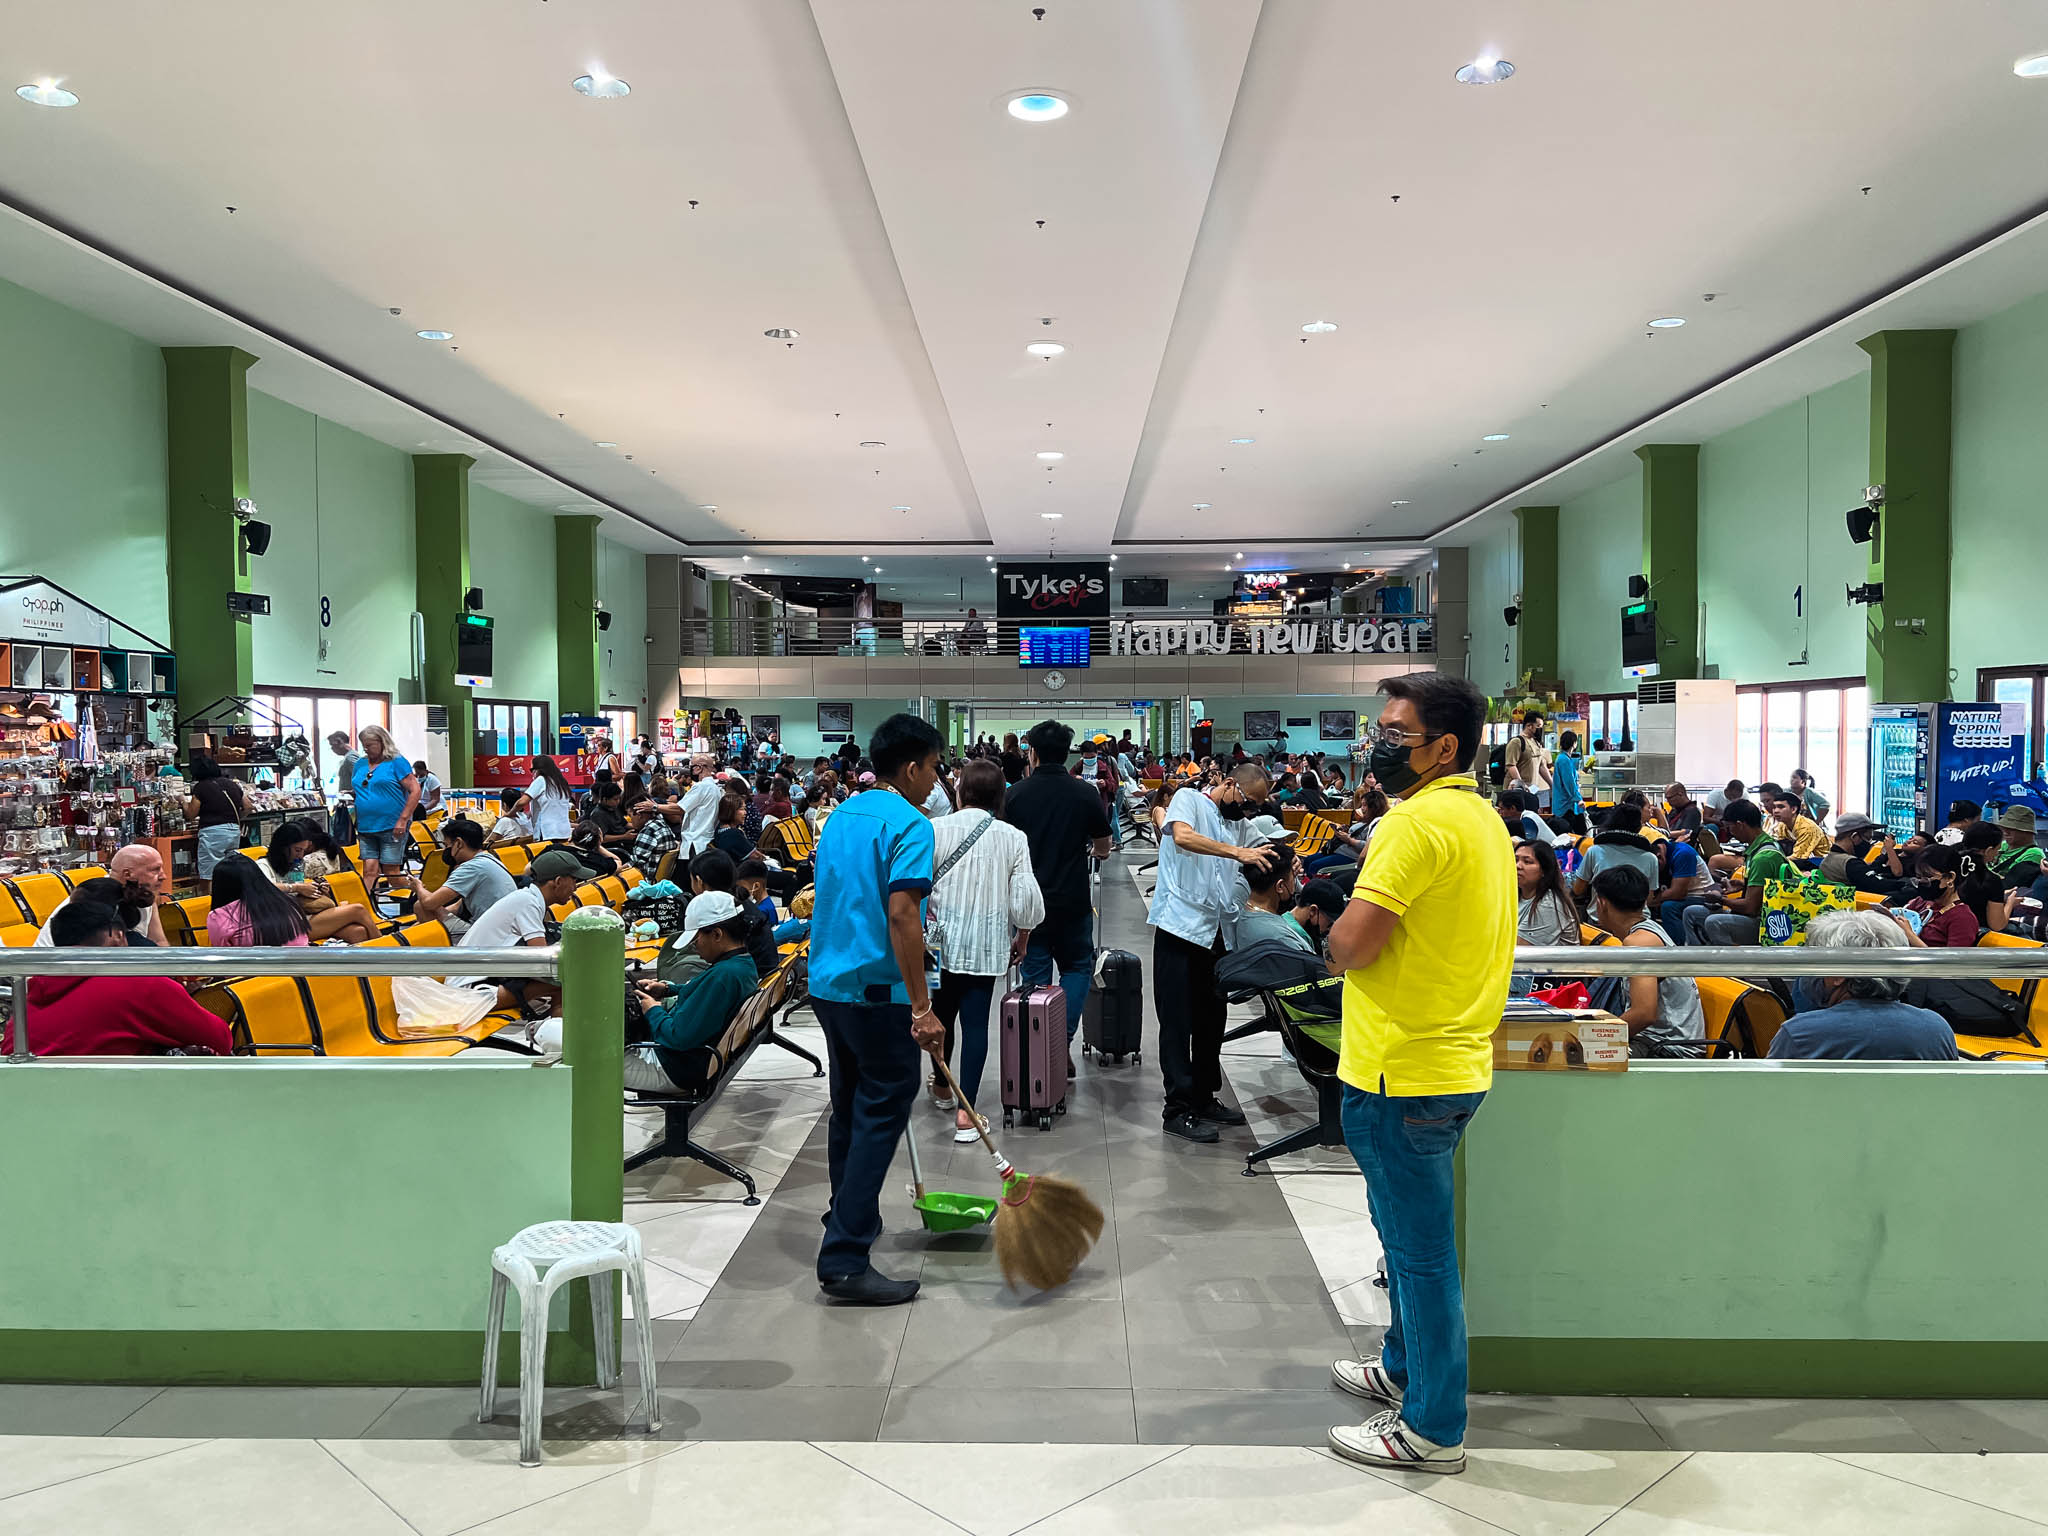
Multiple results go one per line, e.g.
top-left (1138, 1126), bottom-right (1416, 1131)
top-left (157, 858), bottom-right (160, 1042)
top-left (1330, 1356), bottom-right (1403, 1404)
top-left (1328, 1407), bottom-right (1466, 1475)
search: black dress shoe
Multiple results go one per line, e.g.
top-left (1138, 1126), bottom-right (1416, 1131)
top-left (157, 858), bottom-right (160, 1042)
top-left (820, 1269), bottom-right (921, 1306)
top-left (1163, 1112), bottom-right (1221, 1144)
top-left (1194, 1098), bottom-right (1248, 1127)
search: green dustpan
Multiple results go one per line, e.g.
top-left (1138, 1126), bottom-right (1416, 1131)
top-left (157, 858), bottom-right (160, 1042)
top-left (904, 1115), bottom-right (996, 1232)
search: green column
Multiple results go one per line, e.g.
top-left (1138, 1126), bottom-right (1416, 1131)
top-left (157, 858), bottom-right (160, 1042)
top-left (1637, 444), bottom-right (1701, 680)
top-left (1858, 330), bottom-right (1955, 703)
top-left (412, 455), bottom-right (475, 767)
top-left (558, 905), bottom-right (624, 1384)
top-left (554, 515), bottom-right (601, 717)
top-left (163, 347), bottom-right (257, 718)
top-left (1514, 507), bottom-right (1560, 681)
top-left (709, 579), bottom-right (733, 656)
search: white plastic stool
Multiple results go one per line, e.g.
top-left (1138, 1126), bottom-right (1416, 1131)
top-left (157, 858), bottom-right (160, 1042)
top-left (479, 1220), bottom-right (661, 1465)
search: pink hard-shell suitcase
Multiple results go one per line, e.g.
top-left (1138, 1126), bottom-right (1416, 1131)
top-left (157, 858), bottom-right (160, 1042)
top-left (999, 978), bottom-right (1068, 1131)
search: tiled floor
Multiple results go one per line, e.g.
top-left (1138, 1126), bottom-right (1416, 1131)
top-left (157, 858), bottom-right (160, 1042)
top-left (8, 853), bottom-right (2048, 1530)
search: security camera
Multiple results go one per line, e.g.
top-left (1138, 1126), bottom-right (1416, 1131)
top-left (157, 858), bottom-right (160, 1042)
top-left (1847, 581), bottom-right (1885, 606)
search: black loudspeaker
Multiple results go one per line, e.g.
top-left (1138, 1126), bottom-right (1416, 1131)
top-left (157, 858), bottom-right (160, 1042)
top-left (464, 586), bottom-right (485, 611)
top-left (1846, 505), bottom-right (1879, 544)
top-left (1503, 605), bottom-right (1521, 627)
top-left (596, 609), bottom-right (613, 632)
top-left (239, 519), bottom-right (273, 557)
top-left (1627, 574), bottom-right (1649, 599)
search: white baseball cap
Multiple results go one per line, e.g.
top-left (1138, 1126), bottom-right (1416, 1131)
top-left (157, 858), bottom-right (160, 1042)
top-left (680, 890), bottom-right (745, 943)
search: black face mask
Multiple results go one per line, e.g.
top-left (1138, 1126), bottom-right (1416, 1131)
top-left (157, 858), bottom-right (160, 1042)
top-left (1913, 878), bottom-right (1945, 900)
top-left (1218, 799), bottom-right (1250, 821)
top-left (1369, 740), bottom-right (1425, 797)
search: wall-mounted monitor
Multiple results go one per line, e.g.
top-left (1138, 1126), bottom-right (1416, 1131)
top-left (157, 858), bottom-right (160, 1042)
top-left (1319, 709), bottom-right (1358, 741)
top-left (1242, 710), bottom-right (1281, 741)
top-left (1121, 577), bottom-right (1169, 608)
top-left (1019, 626), bottom-right (1089, 669)
top-left (1621, 602), bottom-right (1658, 678)
top-left (817, 701), bottom-right (854, 735)
top-left (456, 614), bottom-right (494, 689)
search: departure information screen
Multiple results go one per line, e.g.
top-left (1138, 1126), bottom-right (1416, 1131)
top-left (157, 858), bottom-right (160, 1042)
top-left (1019, 626), bottom-right (1090, 669)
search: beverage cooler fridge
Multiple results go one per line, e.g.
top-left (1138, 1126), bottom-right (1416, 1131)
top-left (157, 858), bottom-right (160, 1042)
top-left (1867, 702), bottom-right (2029, 839)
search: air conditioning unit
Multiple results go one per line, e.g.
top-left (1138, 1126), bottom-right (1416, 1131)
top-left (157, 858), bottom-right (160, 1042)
top-left (1633, 678), bottom-right (1735, 794)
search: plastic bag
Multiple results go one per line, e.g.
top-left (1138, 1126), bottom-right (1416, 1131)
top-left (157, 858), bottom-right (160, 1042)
top-left (1759, 874), bottom-right (1855, 946)
top-left (391, 975), bottom-right (497, 1038)
top-left (1529, 982), bottom-right (1592, 1010)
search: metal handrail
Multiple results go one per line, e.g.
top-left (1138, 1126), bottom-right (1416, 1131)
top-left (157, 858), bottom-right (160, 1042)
top-left (1514, 944), bottom-right (2048, 979)
top-left (3, 945), bottom-right (563, 1063)
top-left (677, 610), bottom-right (1436, 658)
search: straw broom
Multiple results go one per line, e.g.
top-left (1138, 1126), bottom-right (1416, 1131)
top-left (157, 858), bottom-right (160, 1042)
top-left (930, 1056), bottom-right (1104, 1292)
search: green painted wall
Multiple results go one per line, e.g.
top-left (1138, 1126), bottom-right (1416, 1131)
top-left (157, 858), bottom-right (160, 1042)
top-left (468, 485), bottom-right (559, 708)
top-left (1463, 1064), bottom-right (2048, 1393)
top-left (1553, 474), bottom-right (1641, 695)
top-left (680, 697), bottom-right (910, 763)
top-left (246, 392), bottom-right (417, 694)
top-left (0, 1060), bottom-right (572, 1334)
top-left (1952, 288), bottom-right (2048, 688)
top-left (598, 536), bottom-right (648, 717)
top-left (1697, 376), bottom-right (1870, 685)
top-left (0, 276), bottom-right (170, 640)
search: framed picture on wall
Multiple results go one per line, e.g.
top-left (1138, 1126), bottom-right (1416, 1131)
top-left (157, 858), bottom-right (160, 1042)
top-left (817, 701), bottom-right (854, 735)
top-left (1319, 709), bottom-right (1358, 741)
top-left (749, 714), bottom-right (781, 739)
top-left (1242, 709), bottom-right (1281, 741)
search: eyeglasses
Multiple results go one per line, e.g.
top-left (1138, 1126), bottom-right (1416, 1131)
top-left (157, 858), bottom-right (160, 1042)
top-left (1370, 723), bottom-right (1442, 749)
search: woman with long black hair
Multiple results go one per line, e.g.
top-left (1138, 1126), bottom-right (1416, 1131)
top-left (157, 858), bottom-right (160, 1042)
top-left (206, 854), bottom-right (312, 947)
top-left (520, 754), bottom-right (576, 841)
top-left (1515, 839), bottom-right (1581, 947)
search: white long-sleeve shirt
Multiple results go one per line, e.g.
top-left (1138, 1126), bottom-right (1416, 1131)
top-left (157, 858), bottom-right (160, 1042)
top-left (926, 810), bottom-right (1045, 977)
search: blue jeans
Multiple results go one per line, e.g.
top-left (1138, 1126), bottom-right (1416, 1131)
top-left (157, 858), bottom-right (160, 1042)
top-left (1658, 896), bottom-right (1711, 944)
top-left (1342, 1083), bottom-right (1486, 1447)
top-left (813, 998), bottom-right (922, 1283)
top-left (1021, 906), bottom-right (1093, 1042)
top-left (935, 971), bottom-right (996, 1107)
top-left (195, 823), bottom-right (241, 880)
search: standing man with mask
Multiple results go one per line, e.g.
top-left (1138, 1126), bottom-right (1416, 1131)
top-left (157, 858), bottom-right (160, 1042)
top-left (1149, 762), bottom-right (1285, 1142)
top-left (807, 712), bottom-right (947, 1306)
top-left (1325, 674), bottom-right (1515, 1476)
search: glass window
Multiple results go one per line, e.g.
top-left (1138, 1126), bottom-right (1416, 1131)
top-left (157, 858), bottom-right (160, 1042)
top-left (604, 708), bottom-right (638, 747)
top-left (1765, 690), bottom-right (1800, 788)
top-left (1736, 691), bottom-right (1763, 789)
top-left (1803, 688), bottom-right (1839, 808)
top-left (1844, 686), bottom-right (1870, 815)
top-left (1992, 676), bottom-right (2035, 779)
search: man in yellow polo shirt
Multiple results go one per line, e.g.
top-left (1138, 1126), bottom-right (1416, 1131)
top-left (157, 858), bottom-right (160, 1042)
top-left (1323, 672), bottom-right (1515, 1476)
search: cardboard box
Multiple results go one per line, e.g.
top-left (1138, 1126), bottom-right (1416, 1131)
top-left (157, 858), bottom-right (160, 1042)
top-left (1493, 1011), bottom-right (1629, 1072)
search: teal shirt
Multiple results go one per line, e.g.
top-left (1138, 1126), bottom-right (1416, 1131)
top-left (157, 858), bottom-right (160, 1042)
top-left (648, 948), bottom-right (759, 1055)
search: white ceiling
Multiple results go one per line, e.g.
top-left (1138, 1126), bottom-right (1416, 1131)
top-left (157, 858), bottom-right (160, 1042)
top-left (4, 0), bottom-right (2048, 573)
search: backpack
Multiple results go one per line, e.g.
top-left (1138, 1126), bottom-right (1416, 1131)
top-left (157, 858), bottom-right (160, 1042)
top-left (1903, 978), bottom-right (2027, 1038)
top-left (1488, 743), bottom-right (1508, 787)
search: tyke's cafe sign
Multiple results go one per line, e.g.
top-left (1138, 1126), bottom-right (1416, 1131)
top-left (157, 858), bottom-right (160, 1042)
top-left (995, 562), bottom-right (1110, 620)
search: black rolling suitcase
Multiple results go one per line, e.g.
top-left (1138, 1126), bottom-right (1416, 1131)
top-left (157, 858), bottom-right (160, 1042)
top-left (1082, 948), bottom-right (1144, 1064)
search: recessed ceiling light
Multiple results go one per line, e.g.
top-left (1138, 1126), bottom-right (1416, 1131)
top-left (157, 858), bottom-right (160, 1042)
top-left (892, 504), bottom-right (911, 511)
top-left (1042, 512), bottom-right (1063, 520)
top-left (1109, 554), bottom-right (1118, 562)
top-left (764, 327), bottom-right (799, 341)
top-left (1026, 341), bottom-right (1066, 358)
top-left (1235, 551), bottom-right (1245, 558)
top-left (1391, 499), bottom-right (1411, 506)
top-left (16, 80), bottom-right (78, 108)
top-left (415, 329), bottom-right (453, 341)
top-left (2015, 52), bottom-right (2048, 78)
top-left (859, 440), bottom-right (886, 448)
top-left (572, 72), bottom-right (631, 99)
top-left (1482, 433), bottom-right (1511, 442)
top-left (1037, 451), bottom-right (1065, 461)
top-left (1193, 502), bottom-right (1212, 510)
top-left (1007, 92), bottom-right (1069, 122)
top-left (985, 555), bottom-right (995, 562)
top-left (1648, 316), bottom-right (1686, 329)
top-left (1230, 437), bottom-right (1255, 445)
top-left (1301, 320), bottom-right (1339, 335)
top-left (1456, 56), bottom-right (1515, 85)
top-left (703, 505), bottom-right (717, 512)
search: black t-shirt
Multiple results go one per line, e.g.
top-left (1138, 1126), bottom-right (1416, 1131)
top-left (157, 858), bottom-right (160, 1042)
top-left (713, 826), bottom-right (755, 864)
top-left (1000, 750), bottom-right (1028, 786)
top-left (193, 776), bottom-right (244, 828)
top-left (1005, 764), bottom-right (1112, 914)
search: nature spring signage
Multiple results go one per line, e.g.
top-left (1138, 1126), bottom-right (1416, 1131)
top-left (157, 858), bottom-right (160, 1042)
top-left (1107, 618), bottom-right (1424, 656)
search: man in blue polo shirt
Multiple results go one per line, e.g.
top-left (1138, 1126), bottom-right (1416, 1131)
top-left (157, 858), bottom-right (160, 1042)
top-left (808, 712), bottom-right (946, 1305)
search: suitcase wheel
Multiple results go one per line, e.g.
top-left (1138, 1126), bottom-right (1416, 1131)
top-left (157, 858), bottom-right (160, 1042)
top-left (1053, 1101), bottom-right (1067, 1116)
top-left (1003, 1109), bottom-right (1015, 1129)
top-left (1037, 1111), bottom-right (1054, 1131)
